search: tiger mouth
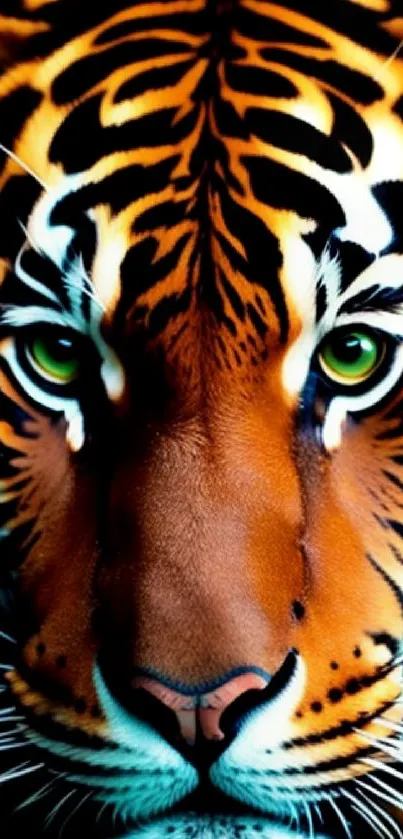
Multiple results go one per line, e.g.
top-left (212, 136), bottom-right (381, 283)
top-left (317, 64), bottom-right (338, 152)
top-left (2, 642), bottom-right (403, 839)
top-left (0, 698), bottom-right (401, 839)
top-left (2, 662), bottom-right (401, 816)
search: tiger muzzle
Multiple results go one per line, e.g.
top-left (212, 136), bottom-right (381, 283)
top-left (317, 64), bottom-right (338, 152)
top-left (97, 415), bottom-right (306, 722)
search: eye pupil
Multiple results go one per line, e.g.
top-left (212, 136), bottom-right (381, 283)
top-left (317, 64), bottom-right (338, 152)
top-left (48, 337), bottom-right (74, 360)
top-left (331, 335), bottom-right (369, 363)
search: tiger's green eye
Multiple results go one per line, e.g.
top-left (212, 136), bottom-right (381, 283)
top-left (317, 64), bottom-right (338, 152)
top-left (29, 334), bottom-right (80, 383)
top-left (318, 329), bottom-right (384, 385)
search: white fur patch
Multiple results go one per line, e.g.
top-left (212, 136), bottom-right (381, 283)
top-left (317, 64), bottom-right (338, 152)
top-left (122, 814), bottom-right (331, 838)
top-left (210, 659), bottom-right (307, 816)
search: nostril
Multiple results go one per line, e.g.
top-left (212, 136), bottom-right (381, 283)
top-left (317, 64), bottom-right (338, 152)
top-left (132, 670), bottom-right (270, 745)
top-left (132, 675), bottom-right (198, 744)
top-left (196, 671), bottom-right (270, 742)
top-left (220, 650), bottom-right (298, 738)
top-left (126, 683), bottom-right (184, 748)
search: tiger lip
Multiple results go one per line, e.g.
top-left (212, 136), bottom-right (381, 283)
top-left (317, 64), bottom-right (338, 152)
top-left (132, 672), bottom-right (269, 745)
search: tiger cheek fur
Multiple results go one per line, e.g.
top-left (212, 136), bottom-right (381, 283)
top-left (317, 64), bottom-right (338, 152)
top-left (0, 1), bottom-right (402, 837)
top-left (4, 401), bottom-right (102, 717)
top-left (293, 411), bottom-right (403, 742)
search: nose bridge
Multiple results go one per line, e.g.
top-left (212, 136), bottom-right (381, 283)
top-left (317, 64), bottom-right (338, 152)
top-left (104, 404), bottom-right (305, 684)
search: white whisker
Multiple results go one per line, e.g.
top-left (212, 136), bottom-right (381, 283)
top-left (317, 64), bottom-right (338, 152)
top-left (313, 802), bottom-right (323, 825)
top-left (357, 777), bottom-right (403, 813)
top-left (288, 800), bottom-right (301, 833)
top-left (15, 773), bottom-right (64, 812)
top-left (375, 717), bottom-right (403, 734)
top-left (43, 789), bottom-right (77, 832)
top-left (95, 800), bottom-right (109, 827)
top-left (0, 630), bottom-right (16, 644)
top-left (342, 788), bottom-right (387, 839)
top-left (360, 756), bottom-right (403, 784)
top-left (0, 726), bottom-right (26, 738)
top-left (356, 787), bottom-right (401, 839)
top-left (351, 804), bottom-right (387, 839)
top-left (17, 219), bottom-right (41, 253)
top-left (327, 793), bottom-right (353, 839)
top-left (354, 727), bottom-right (401, 757)
top-left (0, 741), bottom-right (28, 752)
top-left (303, 800), bottom-right (315, 839)
top-left (0, 707), bottom-right (16, 716)
top-left (369, 773), bottom-right (403, 806)
top-left (0, 144), bottom-right (48, 190)
top-left (58, 790), bottom-right (93, 838)
top-left (0, 761), bottom-right (44, 785)
top-left (374, 38), bottom-right (403, 82)
top-left (62, 274), bottom-right (104, 310)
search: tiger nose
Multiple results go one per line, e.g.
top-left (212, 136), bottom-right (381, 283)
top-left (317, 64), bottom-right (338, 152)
top-left (132, 671), bottom-right (269, 745)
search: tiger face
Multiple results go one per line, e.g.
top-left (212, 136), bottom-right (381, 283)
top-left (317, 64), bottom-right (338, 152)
top-left (0, 2), bottom-right (403, 838)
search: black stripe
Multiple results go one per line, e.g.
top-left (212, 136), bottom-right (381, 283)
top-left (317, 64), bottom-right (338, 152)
top-left (261, 746), bottom-right (375, 778)
top-left (387, 519), bottom-right (403, 539)
top-left (366, 552), bottom-right (403, 617)
top-left (259, 49), bottom-right (383, 106)
top-left (243, 155), bottom-right (345, 236)
top-left (0, 88), bottom-right (42, 174)
top-left (51, 39), bottom-right (191, 105)
top-left (383, 470), bottom-right (403, 491)
top-left (339, 285), bottom-right (403, 316)
top-left (372, 181), bottom-right (403, 254)
top-left (328, 91), bottom-right (373, 170)
top-left (95, 11), bottom-right (209, 46)
top-left (225, 63), bottom-right (298, 99)
top-left (0, 176), bottom-right (41, 264)
top-left (120, 232), bottom-right (192, 312)
top-left (51, 157), bottom-right (181, 218)
top-left (316, 283), bottom-right (327, 323)
top-left (332, 241), bottom-right (375, 294)
top-left (49, 93), bottom-right (188, 174)
top-left (282, 697), bottom-right (396, 751)
top-left (216, 178), bottom-right (288, 342)
top-left (236, 5), bottom-right (328, 49)
top-left (246, 108), bottom-right (352, 174)
top-left (0, 391), bottom-right (34, 439)
top-left (115, 59), bottom-right (195, 104)
top-left (257, 1), bottom-right (397, 56)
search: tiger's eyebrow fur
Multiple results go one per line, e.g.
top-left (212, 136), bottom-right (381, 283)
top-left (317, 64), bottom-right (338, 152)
top-left (338, 285), bottom-right (403, 316)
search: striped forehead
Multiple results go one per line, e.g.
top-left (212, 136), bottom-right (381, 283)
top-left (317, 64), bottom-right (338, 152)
top-left (23, 177), bottom-right (402, 407)
top-left (26, 180), bottom-right (291, 351)
top-left (0, 0), bottom-right (400, 402)
top-left (26, 168), bottom-right (397, 316)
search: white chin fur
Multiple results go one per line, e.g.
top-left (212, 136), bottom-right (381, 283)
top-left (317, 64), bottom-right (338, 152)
top-left (121, 814), bottom-right (330, 838)
top-left (210, 658), bottom-right (306, 814)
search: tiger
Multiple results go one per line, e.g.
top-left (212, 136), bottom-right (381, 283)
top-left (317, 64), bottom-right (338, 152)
top-left (0, 0), bottom-right (402, 837)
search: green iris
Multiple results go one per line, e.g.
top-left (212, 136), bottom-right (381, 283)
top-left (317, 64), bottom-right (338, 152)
top-left (319, 329), bottom-right (384, 385)
top-left (29, 333), bottom-right (80, 383)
